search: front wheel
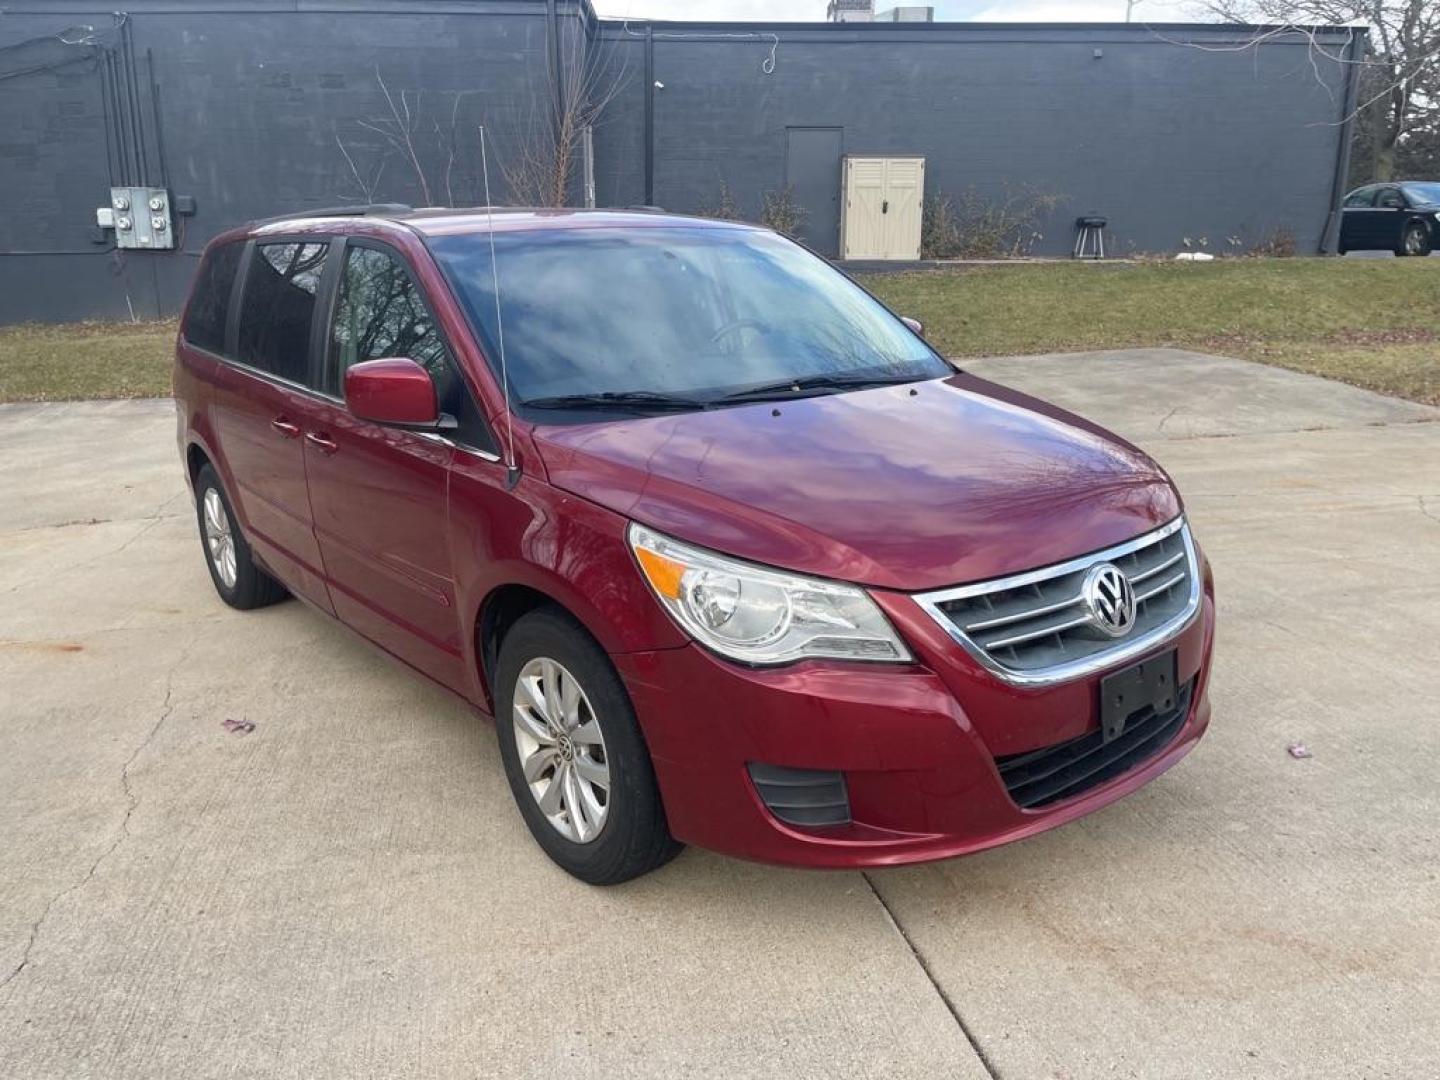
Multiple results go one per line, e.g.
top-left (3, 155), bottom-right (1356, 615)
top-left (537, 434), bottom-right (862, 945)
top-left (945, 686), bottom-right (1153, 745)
top-left (1397, 221), bottom-right (1432, 256)
top-left (495, 608), bottom-right (681, 884)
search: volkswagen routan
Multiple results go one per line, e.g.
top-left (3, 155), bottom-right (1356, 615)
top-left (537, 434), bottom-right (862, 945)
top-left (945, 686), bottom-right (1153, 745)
top-left (174, 207), bottom-right (1215, 884)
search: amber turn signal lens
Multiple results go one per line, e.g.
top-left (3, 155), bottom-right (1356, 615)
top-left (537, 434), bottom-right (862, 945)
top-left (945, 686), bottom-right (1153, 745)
top-left (635, 546), bottom-right (686, 599)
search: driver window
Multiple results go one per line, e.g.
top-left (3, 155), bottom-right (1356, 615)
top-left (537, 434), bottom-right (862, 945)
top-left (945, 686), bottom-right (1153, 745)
top-left (329, 246), bottom-right (450, 390)
top-left (1377, 188), bottom-right (1405, 209)
top-left (329, 244), bottom-right (494, 452)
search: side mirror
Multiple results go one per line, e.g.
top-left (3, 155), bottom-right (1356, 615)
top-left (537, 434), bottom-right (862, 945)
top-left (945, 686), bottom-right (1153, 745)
top-left (344, 357), bottom-right (448, 428)
top-left (900, 316), bottom-right (924, 338)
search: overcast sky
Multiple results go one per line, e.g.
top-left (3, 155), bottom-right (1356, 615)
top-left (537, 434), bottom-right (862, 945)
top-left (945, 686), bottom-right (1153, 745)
top-left (593, 0), bottom-right (1202, 23)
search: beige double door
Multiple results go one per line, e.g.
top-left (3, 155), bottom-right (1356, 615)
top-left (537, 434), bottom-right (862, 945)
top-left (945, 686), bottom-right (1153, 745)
top-left (841, 156), bottom-right (925, 260)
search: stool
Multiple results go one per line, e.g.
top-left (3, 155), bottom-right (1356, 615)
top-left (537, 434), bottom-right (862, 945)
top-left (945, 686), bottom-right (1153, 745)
top-left (1074, 215), bottom-right (1107, 259)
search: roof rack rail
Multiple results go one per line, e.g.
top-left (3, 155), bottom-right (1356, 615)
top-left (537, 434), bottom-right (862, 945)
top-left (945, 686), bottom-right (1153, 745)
top-left (253, 203), bottom-right (413, 225)
top-left (624, 204), bottom-right (666, 212)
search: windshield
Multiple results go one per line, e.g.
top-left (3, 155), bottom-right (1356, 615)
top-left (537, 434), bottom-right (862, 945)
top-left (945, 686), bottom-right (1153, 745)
top-left (1401, 182), bottom-right (1440, 205)
top-left (430, 226), bottom-right (949, 415)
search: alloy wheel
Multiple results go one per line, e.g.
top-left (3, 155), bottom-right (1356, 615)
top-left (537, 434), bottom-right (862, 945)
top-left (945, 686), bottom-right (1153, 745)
top-left (511, 656), bottom-right (610, 844)
top-left (202, 487), bottom-right (238, 589)
top-left (1404, 225), bottom-right (1426, 255)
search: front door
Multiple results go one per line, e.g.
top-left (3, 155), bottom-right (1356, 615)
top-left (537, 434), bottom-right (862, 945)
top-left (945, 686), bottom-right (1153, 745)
top-left (785, 127), bottom-right (843, 257)
top-left (1339, 186), bottom-right (1375, 250)
top-left (210, 239), bottom-right (334, 612)
top-left (1373, 186), bottom-right (1407, 249)
top-left (303, 239), bottom-right (494, 693)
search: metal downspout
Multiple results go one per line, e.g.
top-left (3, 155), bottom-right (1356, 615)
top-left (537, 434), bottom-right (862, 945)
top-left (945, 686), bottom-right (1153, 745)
top-left (1321, 27), bottom-right (1365, 254)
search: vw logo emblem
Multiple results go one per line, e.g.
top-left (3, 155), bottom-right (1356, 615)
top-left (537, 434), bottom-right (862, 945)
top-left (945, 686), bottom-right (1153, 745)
top-left (1082, 563), bottom-right (1136, 638)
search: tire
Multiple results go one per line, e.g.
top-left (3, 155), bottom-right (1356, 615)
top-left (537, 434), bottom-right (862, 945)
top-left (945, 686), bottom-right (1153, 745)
top-left (1396, 221), bottom-right (1432, 257)
top-left (495, 607), bottom-right (681, 884)
top-left (194, 463), bottom-right (288, 610)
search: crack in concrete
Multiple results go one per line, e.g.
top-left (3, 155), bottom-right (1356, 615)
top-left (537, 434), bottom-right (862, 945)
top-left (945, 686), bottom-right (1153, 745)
top-left (0, 657), bottom-right (184, 995)
top-left (862, 872), bottom-right (1001, 1079)
top-left (1420, 496), bottom-right (1440, 527)
top-left (11, 517), bottom-right (112, 533)
top-left (0, 493), bottom-right (188, 599)
top-left (1157, 415), bottom-right (1440, 443)
top-left (112, 492), bottom-right (188, 555)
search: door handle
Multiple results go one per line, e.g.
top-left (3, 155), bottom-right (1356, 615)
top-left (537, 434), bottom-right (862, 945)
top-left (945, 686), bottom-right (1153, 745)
top-left (305, 431), bottom-right (339, 455)
top-left (270, 416), bottom-right (301, 439)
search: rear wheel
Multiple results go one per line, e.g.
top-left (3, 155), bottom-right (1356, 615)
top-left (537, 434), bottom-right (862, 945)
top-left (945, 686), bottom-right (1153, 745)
top-left (194, 464), bottom-right (288, 610)
top-left (495, 607), bottom-right (681, 884)
top-left (1397, 221), bottom-right (1432, 256)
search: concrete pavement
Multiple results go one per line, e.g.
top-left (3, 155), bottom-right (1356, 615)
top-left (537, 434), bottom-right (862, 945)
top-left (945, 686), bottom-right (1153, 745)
top-left (2, 349), bottom-right (1437, 1078)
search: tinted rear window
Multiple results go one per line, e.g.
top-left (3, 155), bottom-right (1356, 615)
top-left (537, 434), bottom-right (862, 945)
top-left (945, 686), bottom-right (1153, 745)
top-left (183, 242), bottom-right (243, 354)
top-left (237, 242), bottom-right (329, 384)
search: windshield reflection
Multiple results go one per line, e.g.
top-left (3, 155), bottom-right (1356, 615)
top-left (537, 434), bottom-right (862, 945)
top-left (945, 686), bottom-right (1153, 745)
top-left (432, 226), bottom-right (949, 415)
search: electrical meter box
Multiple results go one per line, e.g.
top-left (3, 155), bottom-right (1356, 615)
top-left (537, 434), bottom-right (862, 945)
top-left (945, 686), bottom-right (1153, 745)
top-left (108, 186), bottom-right (174, 250)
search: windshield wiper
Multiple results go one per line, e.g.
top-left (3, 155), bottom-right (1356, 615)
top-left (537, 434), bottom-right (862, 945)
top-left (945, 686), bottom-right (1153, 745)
top-left (521, 391), bottom-right (711, 413)
top-left (716, 372), bottom-right (925, 404)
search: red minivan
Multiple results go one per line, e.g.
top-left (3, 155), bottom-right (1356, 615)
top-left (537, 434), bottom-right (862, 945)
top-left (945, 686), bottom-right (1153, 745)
top-left (174, 207), bottom-right (1215, 883)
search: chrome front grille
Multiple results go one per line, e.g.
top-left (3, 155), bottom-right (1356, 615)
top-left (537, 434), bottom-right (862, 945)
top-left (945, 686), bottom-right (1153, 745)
top-left (914, 517), bottom-right (1201, 686)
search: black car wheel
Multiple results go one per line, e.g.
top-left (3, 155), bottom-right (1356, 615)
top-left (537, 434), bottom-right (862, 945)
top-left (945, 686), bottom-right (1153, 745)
top-left (1397, 220), bottom-right (1432, 256)
top-left (195, 464), bottom-right (289, 610)
top-left (495, 606), bottom-right (682, 885)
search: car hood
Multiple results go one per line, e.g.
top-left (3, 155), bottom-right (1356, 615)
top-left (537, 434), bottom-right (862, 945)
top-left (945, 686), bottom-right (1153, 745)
top-left (532, 374), bottom-right (1182, 591)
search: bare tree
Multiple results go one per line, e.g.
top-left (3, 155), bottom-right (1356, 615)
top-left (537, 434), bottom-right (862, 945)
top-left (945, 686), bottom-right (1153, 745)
top-left (356, 68), bottom-right (437, 203)
top-left (335, 70), bottom-right (484, 206)
top-left (1192, 0), bottom-right (1439, 181)
top-left (503, 29), bottom-right (629, 207)
top-left (335, 31), bottom-right (625, 210)
top-left (335, 131), bottom-right (387, 204)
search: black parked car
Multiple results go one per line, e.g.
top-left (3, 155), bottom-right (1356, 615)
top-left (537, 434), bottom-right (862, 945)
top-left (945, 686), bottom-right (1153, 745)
top-left (1339, 182), bottom-right (1439, 256)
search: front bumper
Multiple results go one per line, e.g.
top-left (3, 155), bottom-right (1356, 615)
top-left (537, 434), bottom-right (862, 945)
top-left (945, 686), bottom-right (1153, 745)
top-left (614, 561), bottom-right (1216, 869)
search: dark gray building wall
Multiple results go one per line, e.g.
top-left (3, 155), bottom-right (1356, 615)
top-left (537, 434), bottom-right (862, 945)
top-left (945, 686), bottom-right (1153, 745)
top-left (609, 22), bottom-right (1356, 258)
top-left (0, 3), bottom-right (1356, 325)
top-left (589, 31), bottom-right (646, 210)
top-left (0, 1), bottom-right (584, 323)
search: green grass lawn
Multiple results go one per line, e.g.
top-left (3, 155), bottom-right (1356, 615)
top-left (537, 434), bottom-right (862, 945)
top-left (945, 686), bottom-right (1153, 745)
top-left (859, 258), bottom-right (1440, 405)
top-left (0, 320), bottom-right (177, 403)
top-left (1, 259), bottom-right (1437, 405)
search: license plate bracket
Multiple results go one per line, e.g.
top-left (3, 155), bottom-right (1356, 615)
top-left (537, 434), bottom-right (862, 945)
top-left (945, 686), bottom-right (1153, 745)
top-left (1099, 651), bottom-right (1178, 745)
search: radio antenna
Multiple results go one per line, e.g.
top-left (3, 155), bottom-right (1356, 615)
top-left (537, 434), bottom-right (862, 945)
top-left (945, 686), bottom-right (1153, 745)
top-left (479, 125), bottom-right (519, 487)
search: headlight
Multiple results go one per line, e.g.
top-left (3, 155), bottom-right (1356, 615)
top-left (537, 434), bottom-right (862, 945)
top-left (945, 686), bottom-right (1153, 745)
top-left (628, 523), bottom-right (912, 665)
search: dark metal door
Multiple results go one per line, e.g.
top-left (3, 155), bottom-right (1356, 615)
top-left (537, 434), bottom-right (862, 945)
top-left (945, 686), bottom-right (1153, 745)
top-left (785, 127), bottom-right (843, 257)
